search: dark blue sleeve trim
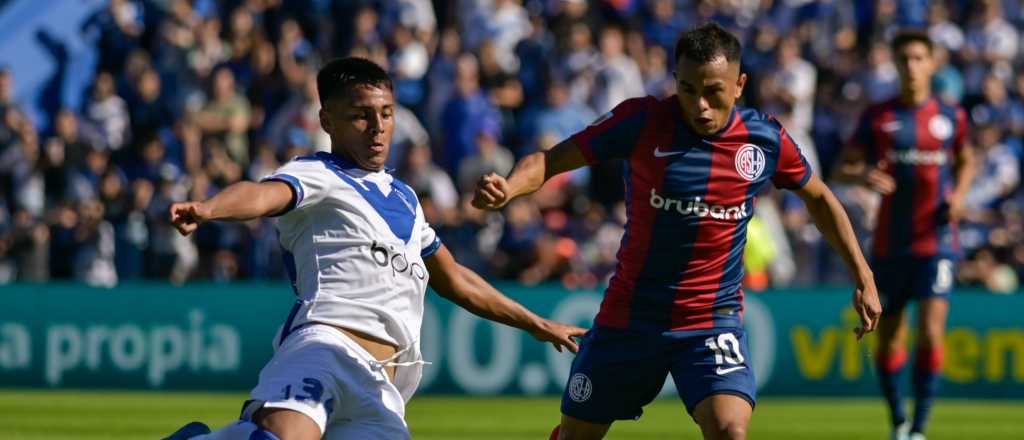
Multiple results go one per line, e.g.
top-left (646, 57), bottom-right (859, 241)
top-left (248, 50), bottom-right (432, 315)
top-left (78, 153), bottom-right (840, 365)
top-left (421, 237), bottom-right (442, 258)
top-left (261, 174), bottom-right (304, 216)
top-left (788, 168), bottom-right (813, 189)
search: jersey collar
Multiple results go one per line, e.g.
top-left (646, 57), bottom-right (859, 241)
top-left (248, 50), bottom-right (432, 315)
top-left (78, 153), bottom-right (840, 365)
top-left (316, 151), bottom-right (395, 175)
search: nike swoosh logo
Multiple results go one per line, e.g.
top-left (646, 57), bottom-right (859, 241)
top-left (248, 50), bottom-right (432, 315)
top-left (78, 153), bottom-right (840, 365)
top-left (653, 147), bottom-right (685, 158)
top-left (715, 366), bottom-right (746, 375)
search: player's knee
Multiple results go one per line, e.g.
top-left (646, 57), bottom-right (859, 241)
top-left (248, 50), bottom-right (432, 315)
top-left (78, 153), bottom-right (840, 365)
top-left (701, 419), bottom-right (747, 440)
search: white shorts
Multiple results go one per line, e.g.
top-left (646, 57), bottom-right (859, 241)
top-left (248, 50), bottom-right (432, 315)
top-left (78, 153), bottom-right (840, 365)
top-left (243, 324), bottom-right (410, 439)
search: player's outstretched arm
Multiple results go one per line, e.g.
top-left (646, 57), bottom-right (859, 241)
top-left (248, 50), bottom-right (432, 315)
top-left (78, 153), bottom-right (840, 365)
top-left (471, 138), bottom-right (588, 210)
top-left (424, 244), bottom-right (587, 352)
top-left (169, 180), bottom-right (294, 236)
top-left (793, 175), bottom-right (883, 339)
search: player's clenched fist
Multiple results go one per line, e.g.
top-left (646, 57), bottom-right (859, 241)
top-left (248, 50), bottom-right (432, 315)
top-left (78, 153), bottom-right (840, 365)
top-left (169, 201), bottom-right (211, 236)
top-left (471, 172), bottom-right (512, 210)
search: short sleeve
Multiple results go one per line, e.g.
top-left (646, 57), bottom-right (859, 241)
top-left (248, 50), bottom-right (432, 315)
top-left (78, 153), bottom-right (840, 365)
top-left (260, 158), bottom-right (333, 215)
top-left (847, 110), bottom-right (878, 162)
top-left (417, 204), bottom-right (442, 258)
top-left (772, 124), bottom-right (814, 189)
top-left (953, 107), bottom-right (969, 155)
top-left (570, 97), bottom-right (653, 164)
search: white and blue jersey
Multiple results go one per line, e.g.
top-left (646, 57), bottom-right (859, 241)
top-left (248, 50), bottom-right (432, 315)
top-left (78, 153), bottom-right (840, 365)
top-left (260, 151), bottom-right (441, 401)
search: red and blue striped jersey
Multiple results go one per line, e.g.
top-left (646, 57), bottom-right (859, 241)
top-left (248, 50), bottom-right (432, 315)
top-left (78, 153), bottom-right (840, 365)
top-left (847, 97), bottom-right (968, 259)
top-left (572, 95), bottom-right (812, 332)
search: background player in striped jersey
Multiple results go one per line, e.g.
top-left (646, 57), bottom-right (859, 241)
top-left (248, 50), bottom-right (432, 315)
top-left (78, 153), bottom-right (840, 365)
top-left (163, 58), bottom-right (585, 440)
top-left (473, 23), bottom-right (881, 440)
top-left (836, 31), bottom-right (976, 440)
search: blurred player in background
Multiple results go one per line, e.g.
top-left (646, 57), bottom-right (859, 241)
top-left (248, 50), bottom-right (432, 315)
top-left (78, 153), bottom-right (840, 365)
top-left (836, 30), bottom-right (975, 440)
top-left (473, 23), bottom-right (881, 440)
top-left (163, 57), bottom-right (585, 440)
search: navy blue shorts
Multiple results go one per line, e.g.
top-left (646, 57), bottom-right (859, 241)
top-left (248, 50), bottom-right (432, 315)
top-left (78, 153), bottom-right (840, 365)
top-left (872, 256), bottom-right (954, 316)
top-left (560, 326), bottom-right (756, 423)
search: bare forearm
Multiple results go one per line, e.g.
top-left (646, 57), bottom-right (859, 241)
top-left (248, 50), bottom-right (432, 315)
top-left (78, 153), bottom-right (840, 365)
top-left (806, 191), bottom-right (872, 281)
top-left (439, 266), bottom-right (543, 332)
top-left (203, 181), bottom-right (285, 221)
top-left (504, 151), bottom-right (547, 199)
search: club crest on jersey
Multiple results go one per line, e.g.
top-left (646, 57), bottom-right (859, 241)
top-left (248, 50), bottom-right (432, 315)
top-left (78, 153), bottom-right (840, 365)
top-left (928, 114), bottom-right (953, 140)
top-left (735, 144), bottom-right (766, 181)
top-left (568, 373), bottom-right (593, 403)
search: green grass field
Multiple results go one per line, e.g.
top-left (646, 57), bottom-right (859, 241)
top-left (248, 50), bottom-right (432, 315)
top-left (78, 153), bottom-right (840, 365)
top-left (1, 390), bottom-right (1021, 439)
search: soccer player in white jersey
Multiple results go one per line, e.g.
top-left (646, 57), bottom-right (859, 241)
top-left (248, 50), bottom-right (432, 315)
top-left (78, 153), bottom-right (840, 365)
top-left (163, 57), bottom-right (586, 440)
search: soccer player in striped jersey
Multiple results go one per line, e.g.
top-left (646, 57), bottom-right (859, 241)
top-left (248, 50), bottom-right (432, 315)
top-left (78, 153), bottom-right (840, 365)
top-left (836, 30), bottom-right (975, 440)
top-left (162, 57), bottom-right (585, 440)
top-left (473, 23), bottom-right (882, 440)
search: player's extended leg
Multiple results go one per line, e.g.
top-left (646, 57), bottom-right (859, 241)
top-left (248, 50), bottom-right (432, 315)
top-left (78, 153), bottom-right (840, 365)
top-left (554, 414), bottom-right (612, 440)
top-left (692, 394), bottom-right (753, 440)
top-left (910, 297), bottom-right (948, 437)
top-left (875, 305), bottom-right (911, 436)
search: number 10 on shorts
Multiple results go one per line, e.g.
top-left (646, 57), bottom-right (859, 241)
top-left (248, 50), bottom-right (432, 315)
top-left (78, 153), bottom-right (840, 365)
top-left (705, 333), bottom-right (745, 372)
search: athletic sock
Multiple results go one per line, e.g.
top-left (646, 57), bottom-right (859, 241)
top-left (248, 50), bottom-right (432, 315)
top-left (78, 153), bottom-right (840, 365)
top-left (911, 346), bottom-right (943, 434)
top-left (877, 347), bottom-right (908, 427)
top-left (192, 421), bottom-right (282, 440)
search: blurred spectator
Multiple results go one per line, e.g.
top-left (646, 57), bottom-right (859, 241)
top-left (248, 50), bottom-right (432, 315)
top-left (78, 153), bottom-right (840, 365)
top-left (964, 125), bottom-right (1020, 213)
top-left (645, 0), bottom-right (687, 55)
top-left (129, 68), bottom-right (175, 145)
top-left (457, 127), bottom-right (514, 193)
top-left (267, 72), bottom-right (329, 153)
top-left (400, 143), bottom-right (459, 225)
top-left (524, 79), bottom-right (596, 154)
top-left (590, 25), bottom-right (645, 114)
top-left (440, 53), bottom-right (500, 175)
top-left (72, 199), bottom-right (117, 287)
top-left (85, 72), bottom-right (129, 152)
top-left (931, 45), bottom-right (965, 105)
top-left (425, 28), bottom-right (461, 137)
top-left (388, 103), bottom-right (431, 171)
top-left (858, 42), bottom-right (900, 104)
top-left (189, 17), bottom-right (230, 82)
top-left (389, 25), bottom-right (430, 107)
top-left (82, 0), bottom-right (143, 74)
top-left (197, 68), bottom-right (252, 166)
top-left (962, 0), bottom-right (1019, 94)
top-left (763, 36), bottom-right (817, 133)
top-left (969, 73), bottom-right (1024, 137)
top-left (928, 2), bottom-right (964, 52)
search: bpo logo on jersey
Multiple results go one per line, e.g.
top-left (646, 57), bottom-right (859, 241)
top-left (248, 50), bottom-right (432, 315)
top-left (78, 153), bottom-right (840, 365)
top-left (568, 373), bottom-right (593, 402)
top-left (929, 114), bottom-right (954, 140)
top-left (735, 144), bottom-right (766, 181)
top-left (370, 241), bottom-right (427, 280)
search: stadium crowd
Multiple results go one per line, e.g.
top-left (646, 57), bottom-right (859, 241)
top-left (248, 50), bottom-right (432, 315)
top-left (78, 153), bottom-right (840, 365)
top-left (0, 0), bottom-right (1022, 293)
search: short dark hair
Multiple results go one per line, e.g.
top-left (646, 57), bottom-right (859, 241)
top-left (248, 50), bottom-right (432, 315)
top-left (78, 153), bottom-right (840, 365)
top-left (674, 22), bottom-right (742, 64)
top-left (316, 57), bottom-right (393, 104)
top-left (890, 29), bottom-right (933, 54)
